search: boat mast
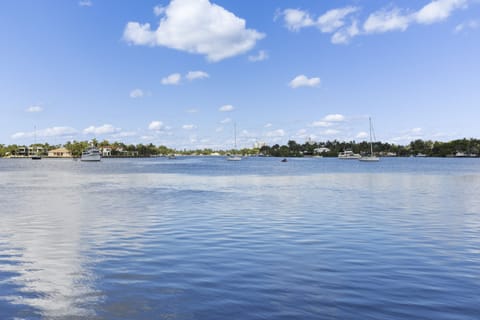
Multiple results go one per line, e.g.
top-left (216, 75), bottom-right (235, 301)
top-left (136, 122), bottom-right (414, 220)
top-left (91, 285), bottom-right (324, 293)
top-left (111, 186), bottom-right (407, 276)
top-left (234, 122), bottom-right (237, 149)
top-left (369, 117), bottom-right (373, 156)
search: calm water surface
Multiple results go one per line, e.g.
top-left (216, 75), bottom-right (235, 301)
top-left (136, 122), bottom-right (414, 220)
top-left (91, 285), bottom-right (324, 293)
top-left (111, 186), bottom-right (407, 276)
top-left (0, 157), bottom-right (479, 319)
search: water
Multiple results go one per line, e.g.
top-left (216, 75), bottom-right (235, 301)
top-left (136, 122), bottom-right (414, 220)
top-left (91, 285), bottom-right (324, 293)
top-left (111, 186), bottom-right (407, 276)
top-left (0, 157), bottom-right (479, 319)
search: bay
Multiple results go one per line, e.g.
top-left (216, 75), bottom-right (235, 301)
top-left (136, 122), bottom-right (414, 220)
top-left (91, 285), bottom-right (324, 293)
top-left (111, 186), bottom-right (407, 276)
top-left (0, 157), bottom-right (479, 319)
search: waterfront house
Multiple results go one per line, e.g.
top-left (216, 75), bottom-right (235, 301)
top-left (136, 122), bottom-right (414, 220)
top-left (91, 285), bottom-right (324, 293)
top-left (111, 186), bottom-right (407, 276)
top-left (47, 147), bottom-right (72, 158)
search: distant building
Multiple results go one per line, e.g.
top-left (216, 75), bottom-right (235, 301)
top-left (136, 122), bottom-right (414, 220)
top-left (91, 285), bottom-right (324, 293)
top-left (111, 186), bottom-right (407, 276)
top-left (254, 141), bottom-right (267, 149)
top-left (101, 146), bottom-right (112, 157)
top-left (48, 147), bottom-right (72, 158)
top-left (314, 147), bottom-right (330, 154)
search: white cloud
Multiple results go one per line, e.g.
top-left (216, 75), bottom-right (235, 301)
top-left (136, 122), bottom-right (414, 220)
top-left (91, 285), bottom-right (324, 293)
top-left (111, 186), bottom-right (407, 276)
top-left (264, 123), bottom-right (273, 128)
top-left (186, 108), bottom-right (198, 113)
top-left (454, 19), bottom-right (479, 33)
top-left (289, 75), bottom-right (321, 88)
top-left (111, 131), bottom-right (138, 138)
top-left (311, 121), bottom-right (332, 127)
top-left (153, 5), bottom-right (165, 16)
top-left (186, 71), bottom-right (209, 81)
top-left (281, 6), bottom-right (358, 33)
top-left (248, 50), bottom-right (269, 62)
top-left (26, 105), bottom-right (43, 113)
top-left (266, 129), bottom-right (285, 137)
top-left (78, 0), bottom-right (92, 7)
top-left (317, 7), bottom-right (359, 33)
top-left (364, 8), bottom-right (411, 33)
top-left (219, 104), bottom-right (235, 112)
top-left (161, 73), bottom-right (181, 85)
top-left (332, 20), bottom-right (360, 44)
top-left (281, 9), bottom-right (315, 31)
top-left (129, 89), bottom-right (144, 98)
top-left (215, 126), bottom-right (224, 132)
top-left (323, 114), bottom-right (345, 122)
top-left (220, 117), bottom-right (231, 124)
top-left (182, 124), bottom-right (196, 130)
top-left (12, 126), bottom-right (77, 139)
top-left (123, 0), bottom-right (265, 62)
top-left (281, 1), bottom-right (470, 44)
top-left (83, 124), bottom-right (120, 135)
top-left (148, 121), bottom-right (165, 131)
top-left (356, 131), bottom-right (368, 139)
top-left (415, 0), bottom-right (467, 24)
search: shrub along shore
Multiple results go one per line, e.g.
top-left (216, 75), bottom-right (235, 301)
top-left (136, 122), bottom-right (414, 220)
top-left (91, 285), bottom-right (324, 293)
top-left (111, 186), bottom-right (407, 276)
top-left (1, 138), bottom-right (480, 158)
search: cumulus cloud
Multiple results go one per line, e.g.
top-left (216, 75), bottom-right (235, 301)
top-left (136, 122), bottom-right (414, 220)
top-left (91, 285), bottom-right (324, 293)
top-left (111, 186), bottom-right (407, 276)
top-left (186, 71), bottom-right (209, 81)
top-left (123, 0), bottom-right (265, 62)
top-left (415, 0), bottom-right (468, 24)
top-left (219, 104), bottom-right (235, 112)
top-left (161, 73), bottom-right (181, 85)
top-left (281, 1), bottom-right (470, 44)
top-left (364, 8), bottom-right (411, 33)
top-left (280, 6), bottom-right (358, 43)
top-left (323, 114), bottom-right (345, 122)
top-left (332, 20), bottom-right (360, 44)
top-left (317, 7), bottom-right (359, 33)
top-left (148, 121), bottom-right (165, 131)
top-left (264, 123), bottom-right (273, 128)
top-left (12, 126), bottom-right (77, 139)
top-left (26, 105), bottom-right (43, 113)
top-left (248, 50), bottom-right (269, 62)
top-left (220, 117), bottom-right (231, 124)
top-left (289, 75), bottom-right (321, 88)
top-left (182, 124), bottom-right (196, 130)
top-left (281, 9), bottom-right (315, 31)
top-left (153, 5), bottom-right (165, 16)
top-left (129, 89), bottom-right (144, 98)
top-left (83, 124), bottom-right (120, 135)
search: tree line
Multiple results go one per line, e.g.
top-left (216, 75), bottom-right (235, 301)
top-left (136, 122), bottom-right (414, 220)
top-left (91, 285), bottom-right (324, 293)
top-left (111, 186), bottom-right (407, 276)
top-left (1, 138), bottom-right (480, 158)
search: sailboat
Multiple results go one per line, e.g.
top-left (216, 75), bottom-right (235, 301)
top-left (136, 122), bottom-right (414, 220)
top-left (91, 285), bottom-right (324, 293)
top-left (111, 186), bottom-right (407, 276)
top-left (227, 123), bottom-right (242, 161)
top-left (31, 126), bottom-right (42, 160)
top-left (359, 117), bottom-right (379, 162)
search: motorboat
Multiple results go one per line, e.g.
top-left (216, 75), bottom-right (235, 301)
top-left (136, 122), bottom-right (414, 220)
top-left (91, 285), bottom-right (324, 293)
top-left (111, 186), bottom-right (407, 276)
top-left (81, 146), bottom-right (101, 161)
top-left (338, 150), bottom-right (361, 159)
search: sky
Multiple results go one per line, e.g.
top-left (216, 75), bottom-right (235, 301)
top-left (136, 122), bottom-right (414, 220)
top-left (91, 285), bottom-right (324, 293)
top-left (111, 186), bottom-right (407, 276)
top-left (1, 0), bottom-right (479, 149)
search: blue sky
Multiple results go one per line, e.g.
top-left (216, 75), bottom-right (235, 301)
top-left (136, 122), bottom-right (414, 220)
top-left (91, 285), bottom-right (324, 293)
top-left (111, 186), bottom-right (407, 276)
top-left (1, 0), bottom-right (479, 149)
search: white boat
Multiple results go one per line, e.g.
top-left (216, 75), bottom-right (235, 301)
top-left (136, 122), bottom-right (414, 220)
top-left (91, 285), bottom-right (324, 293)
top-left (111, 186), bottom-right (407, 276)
top-left (81, 146), bottom-right (101, 161)
top-left (227, 122), bottom-right (242, 161)
top-left (338, 150), bottom-right (361, 159)
top-left (359, 117), bottom-right (379, 162)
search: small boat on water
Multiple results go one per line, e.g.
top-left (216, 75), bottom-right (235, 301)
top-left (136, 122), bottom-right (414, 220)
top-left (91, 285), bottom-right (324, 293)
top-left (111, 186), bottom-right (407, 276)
top-left (227, 155), bottom-right (242, 161)
top-left (338, 150), bottom-right (361, 159)
top-left (81, 146), bottom-right (101, 161)
top-left (359, 117), bottom-right (379, 162)
top-left (226, 122), bottom-right (242, 161)
top-left (281, 158), bottom-right (288, 162)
